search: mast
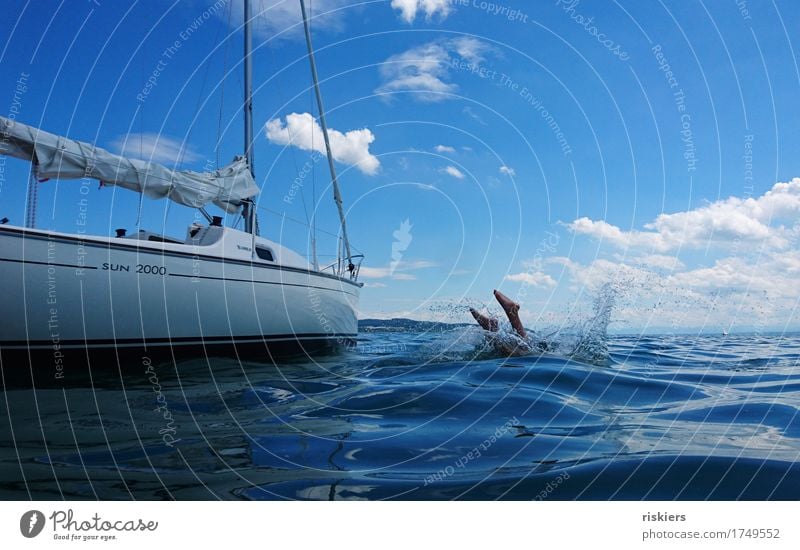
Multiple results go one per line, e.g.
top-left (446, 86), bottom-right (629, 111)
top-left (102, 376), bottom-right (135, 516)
top-left (25, 166), bottom-right (38, 229)
top-left (299, 0), bottom-right (354, 273)
top-left (242, 0), bottom-right (256, 234)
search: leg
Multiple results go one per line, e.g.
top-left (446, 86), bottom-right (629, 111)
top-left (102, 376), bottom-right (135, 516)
top-left (470, 308), bottom-right (499, 332)
top-left (494, 289), bottom-right (526, 339)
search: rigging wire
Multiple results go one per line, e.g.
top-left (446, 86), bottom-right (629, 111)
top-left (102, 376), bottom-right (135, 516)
top-left (262, 0), bottom-right (319, 264)
top-left (216, 0), bottom-right (234, 169)
top-left (137, 40), bottom-right (145, 230)
top-left (136, 192), bottom-right (144, 230)
top-left (24, 164), bottom-right (38, 229)
top-left (299, 0), bottom-right (353, 272)
top-left (181, 0), bottom-right (228, 167)
top-left (263, 0), bottom-right (308, 226)
top-left (256, 203), bottom-right (361, 255)
top-left (140, 42), bottom-right (144, 161)
top-left (309, 0), bottom-right (319, 270)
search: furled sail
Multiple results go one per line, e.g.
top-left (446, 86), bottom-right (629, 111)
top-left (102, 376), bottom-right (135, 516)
top-left (0, 116), bottom-right (259, 213)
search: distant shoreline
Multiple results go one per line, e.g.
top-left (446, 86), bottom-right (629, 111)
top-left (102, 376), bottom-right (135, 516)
top-left (358, 318), bottom-right (800, 337)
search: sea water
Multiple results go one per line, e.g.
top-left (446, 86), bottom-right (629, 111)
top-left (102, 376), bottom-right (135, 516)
top-left (1, 312), bottom-right (799, 500)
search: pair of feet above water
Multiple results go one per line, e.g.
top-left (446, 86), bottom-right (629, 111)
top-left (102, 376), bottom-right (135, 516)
top-left (470, 290), bottom-right (551, 356)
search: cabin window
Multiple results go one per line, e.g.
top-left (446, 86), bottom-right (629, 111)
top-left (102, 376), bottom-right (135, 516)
top-left (148, 235), bottom-right (182, 244)
top-left (255, 247), bottom-right (274, 261)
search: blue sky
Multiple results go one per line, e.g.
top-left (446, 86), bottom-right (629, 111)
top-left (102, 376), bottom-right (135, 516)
top-left (2, 0), bottom-right (800, 331)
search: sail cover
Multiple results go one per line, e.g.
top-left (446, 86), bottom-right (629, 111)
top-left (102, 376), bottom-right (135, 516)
top-left (0, 116), bottom-right (259, 213)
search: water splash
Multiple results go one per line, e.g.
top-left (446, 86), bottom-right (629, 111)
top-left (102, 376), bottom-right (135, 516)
top-left (405, 287), bottom-right (615, 365)
top-left (560, 282), bottom-right (616, 364)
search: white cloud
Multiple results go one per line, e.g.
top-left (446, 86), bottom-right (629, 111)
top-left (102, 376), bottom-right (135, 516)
top-left (434, 144), bottom-right (456, 153)
top-left (358, 267), bottom-right (394, 279)
top-left (225, 0), bottom-right (351, 39)
top-left (265, 112), bottom-right (379, 175)
top-left (548, 256), bottom-right (646, 292)
top-left (665, 253), bottom-right (800, 298)
top-left (462, 106), bottom-right (487, 125)
top-left (391, 0), bottom-right (452, 23)
top-left (450, 36), bottom-right (487, 64)
top-left (634, 254), bottom-right (685, 271)
top-left (111, 133), bottom-right (200, 165)
top-left (413, 183), bottom-right (437, 192)
top-left (499, 165), bottom-right (516, 177)
top-left (505, 271), bottom-right (556, 288)
top-left (359, 259), bottom-right (436, 280)
top-left (376, 42), bottom-right (455, 101)
top-left (376, 37), bottom-right (493, 102)
top-left (442, 165), bottom-right (465, 179)
top-left (566, 178), bottom-right (800, 252)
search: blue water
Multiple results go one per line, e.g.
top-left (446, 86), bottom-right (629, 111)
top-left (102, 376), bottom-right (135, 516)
top-left (2, 322), bottom-right (800, 500)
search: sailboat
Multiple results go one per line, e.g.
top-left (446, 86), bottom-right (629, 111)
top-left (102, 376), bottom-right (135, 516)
top-left (0, 0), bottom-right (362, 369)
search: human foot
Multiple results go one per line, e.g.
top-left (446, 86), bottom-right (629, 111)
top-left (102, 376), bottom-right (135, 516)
top-left (470, 307), bottom-right (499, 332)
top-left (493, 290), bottom-right (526, 338)
top-left (493, 290), bottom-right (520, 315)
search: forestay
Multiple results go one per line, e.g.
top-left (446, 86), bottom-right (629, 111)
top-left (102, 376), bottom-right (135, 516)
top-left (0, 116), bottom-right (259, 213)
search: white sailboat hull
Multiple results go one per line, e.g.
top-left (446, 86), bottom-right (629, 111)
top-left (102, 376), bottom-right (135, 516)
top-left (0, 225), bottom-right (360, 367)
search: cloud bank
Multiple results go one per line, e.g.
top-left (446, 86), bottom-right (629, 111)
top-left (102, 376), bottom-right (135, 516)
top-left (501, 179), bottom-right (800, 329)
top-left (566, 179), bottom-right (800, 252)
